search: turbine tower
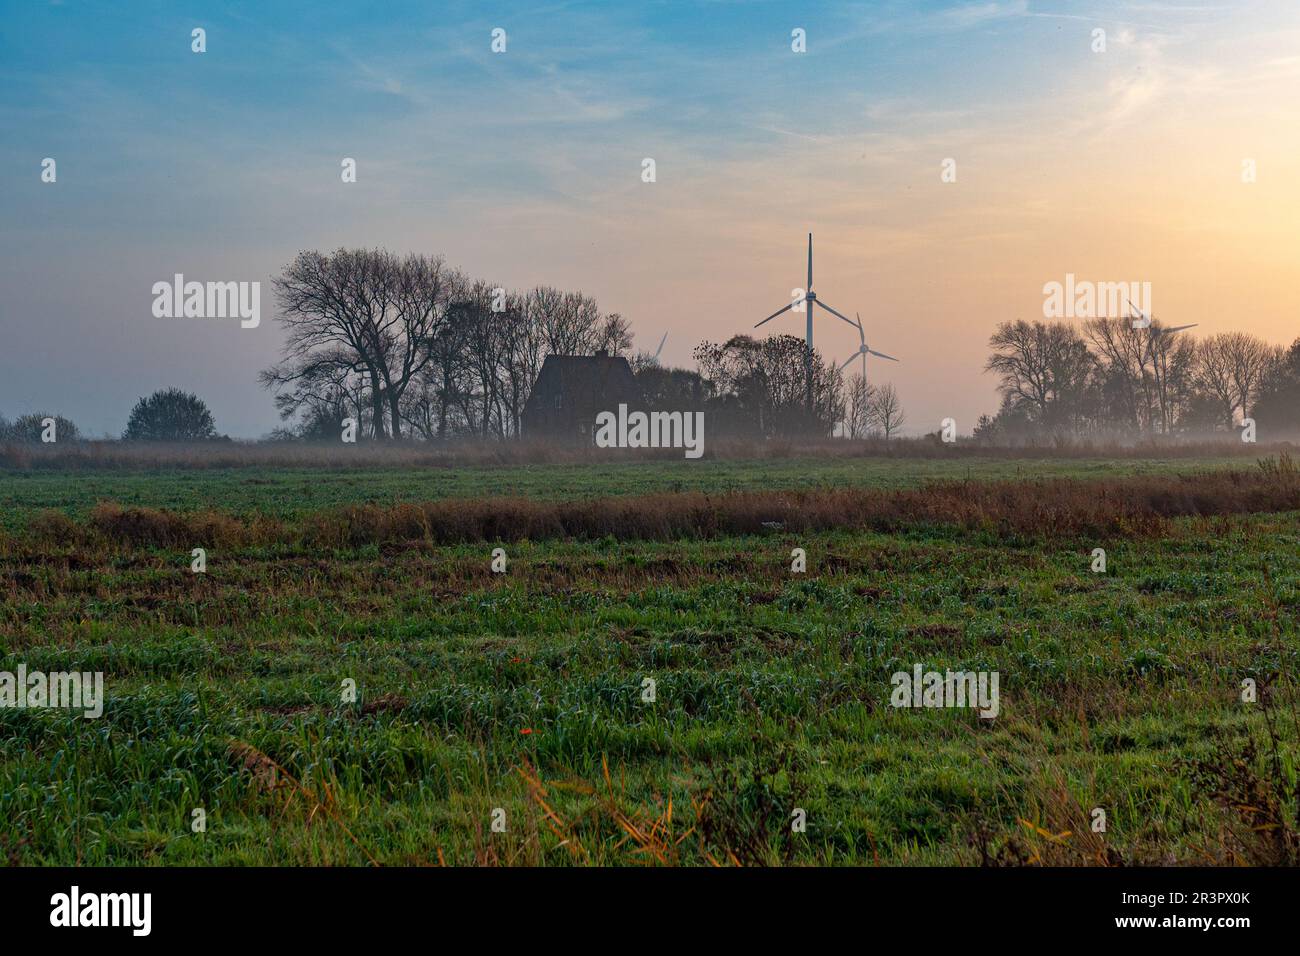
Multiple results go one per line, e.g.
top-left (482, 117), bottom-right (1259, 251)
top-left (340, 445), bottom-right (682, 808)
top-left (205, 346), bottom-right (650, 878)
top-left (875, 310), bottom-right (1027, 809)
top-left (754, 233), bottom-right (858, 412)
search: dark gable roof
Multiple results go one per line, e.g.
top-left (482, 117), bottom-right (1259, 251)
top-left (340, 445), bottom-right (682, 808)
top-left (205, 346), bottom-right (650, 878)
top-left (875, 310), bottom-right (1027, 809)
top-left (523, 354), bottom-right (642, 417)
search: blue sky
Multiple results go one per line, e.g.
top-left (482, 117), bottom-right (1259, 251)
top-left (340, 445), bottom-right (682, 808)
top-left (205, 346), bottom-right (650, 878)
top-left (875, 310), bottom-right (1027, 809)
top-left (3, 0), bottom-right (1298, 436)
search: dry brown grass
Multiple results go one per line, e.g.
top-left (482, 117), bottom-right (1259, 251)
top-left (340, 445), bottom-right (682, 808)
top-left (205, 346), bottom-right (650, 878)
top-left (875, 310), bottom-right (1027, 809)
top-left (228, 740), bottom-right (380, 866)
top-left (17, 463), bottom-right (1300, 549)
top-left (515, 755), bottom-right (775, 867)
top-left (970, 791), bottom-right (1123, 867)
top-left (87, 502), bottom-right (252, 548)
top-left (341, 462), bottom-right (1300, 546)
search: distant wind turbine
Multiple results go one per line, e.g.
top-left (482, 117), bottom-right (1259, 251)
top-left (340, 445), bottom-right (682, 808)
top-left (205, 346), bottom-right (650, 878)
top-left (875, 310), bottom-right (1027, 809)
top-left (1128, 299), bottom-right (1197, 338)
top-left (839, 311), bottom-right (899, 388)
top-left (1127, 298), bottom-right (1197, 434)
top-left (754, 233), bottom-right (859, 412)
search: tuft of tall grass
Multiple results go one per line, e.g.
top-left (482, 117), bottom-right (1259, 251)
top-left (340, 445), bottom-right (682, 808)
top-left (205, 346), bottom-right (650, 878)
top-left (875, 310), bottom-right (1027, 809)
top-left (88, 502), bottom-right (249, 548)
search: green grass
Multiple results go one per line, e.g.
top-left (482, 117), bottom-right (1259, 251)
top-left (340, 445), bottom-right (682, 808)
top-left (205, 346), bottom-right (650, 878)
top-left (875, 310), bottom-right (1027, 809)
top-left (1, 458), bottom-right (1296, 866)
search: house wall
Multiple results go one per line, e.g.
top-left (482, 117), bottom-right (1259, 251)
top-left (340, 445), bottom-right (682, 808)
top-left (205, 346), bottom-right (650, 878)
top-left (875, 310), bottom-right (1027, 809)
top-left (521, 357), bottom-right (644, 443)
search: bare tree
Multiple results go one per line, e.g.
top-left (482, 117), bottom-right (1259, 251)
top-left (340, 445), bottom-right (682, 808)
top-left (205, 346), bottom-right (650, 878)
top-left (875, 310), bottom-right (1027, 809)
top-left (1084, 318), bottom-right (1151, 433)
top-left (377, 253), bottom-right (455, 438)
top-left (266, 250), bottom-right (389, 438)
top-left (268, 351), bottom-right (374, 439)
top-left (265, 249), bottom-right (454, 440)
top-left (986, 320), bottom-right (1052, 416)
top-left (1225, 332), bottom-right (1274, 423)
top-left (843, 371), bottom-right (875, 438)
top-left (1144, 324), bottom-right (1197, 433)
top-left (869, 382), bottom-right (905, 438)
top-left (526, 287), bottom-right (626, 357)
top-left (987, 320), bottom-right (1095, 433)
top-left (1194, 332), bottom-right (1272, 428)
top-left (498, 291), bottom-right (545, 437)
top-left (447, 286), bottom-right (502, 437)
top-left (596, 313), bottom-right (634, 356)
top-left (1254, 338), bottom-right (1300, 433)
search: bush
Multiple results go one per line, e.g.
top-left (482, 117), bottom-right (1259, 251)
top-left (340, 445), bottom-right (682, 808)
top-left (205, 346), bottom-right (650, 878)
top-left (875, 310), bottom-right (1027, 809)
top-left (0, 412), bottom-right (80, 444)
top-left (87, 502), bottom-right (247, 548)
top-left (123, 388), bottom-right (217, 442)
top-left (26, 509), bottom-right (78, 543)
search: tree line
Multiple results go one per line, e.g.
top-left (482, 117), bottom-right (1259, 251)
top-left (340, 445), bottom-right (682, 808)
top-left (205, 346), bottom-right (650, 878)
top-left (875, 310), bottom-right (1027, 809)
top-left (261, 249), bottom-right (631, 441)
top-left (980, 318), bottom-right (1300, 442)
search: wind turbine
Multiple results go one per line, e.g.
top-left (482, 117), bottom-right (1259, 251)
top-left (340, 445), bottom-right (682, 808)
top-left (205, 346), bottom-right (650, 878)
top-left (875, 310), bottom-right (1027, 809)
top-left (1128, 299), bottom-right (1197, 365)
top-left (1128, 299), bottom-right (1197, 434)
top-left (839, 311), bottom-right (899, 384)
top-left (1128, 299), bottom-right (1197, 339)
top-left (754, 233), bottom-right (859, 412)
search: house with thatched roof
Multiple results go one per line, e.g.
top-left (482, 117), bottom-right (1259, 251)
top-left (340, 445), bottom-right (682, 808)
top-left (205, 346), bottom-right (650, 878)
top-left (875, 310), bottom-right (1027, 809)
top-left (521, 351), bottom-right (643, 444)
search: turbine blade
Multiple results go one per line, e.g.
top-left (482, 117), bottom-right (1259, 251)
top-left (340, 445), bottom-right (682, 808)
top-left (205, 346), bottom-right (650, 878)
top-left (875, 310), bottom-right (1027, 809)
top-left (655, 331), bottom-right (668, 358)
top-left (1127, 298), bottom-right (1148, 319)
top-left (755, 301), bottom-right (796, 328)
top-left (1164, 324), bottom-right (1197, 334)
top-left (814, 299), bottom-right (859, 329)
top-left (839, 355), bottom-right (857, 372)
top-left (867, 349), bottom-right (898, 361)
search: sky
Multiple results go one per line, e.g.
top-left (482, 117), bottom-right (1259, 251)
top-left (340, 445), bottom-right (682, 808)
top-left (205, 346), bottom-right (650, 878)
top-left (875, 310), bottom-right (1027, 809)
top-left (2, 0), bottom-right (1298, 437)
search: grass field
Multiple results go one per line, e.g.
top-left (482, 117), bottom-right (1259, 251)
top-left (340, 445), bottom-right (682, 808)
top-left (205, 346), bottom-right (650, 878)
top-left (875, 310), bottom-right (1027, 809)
top-left (1, 454), bottom-right (1297, 866)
